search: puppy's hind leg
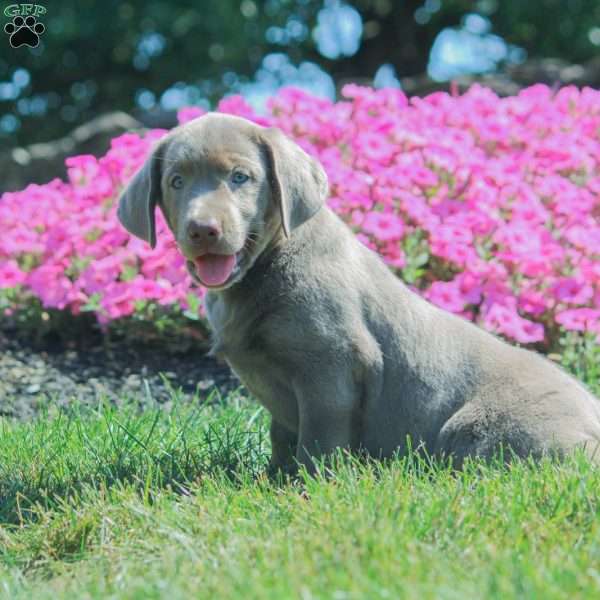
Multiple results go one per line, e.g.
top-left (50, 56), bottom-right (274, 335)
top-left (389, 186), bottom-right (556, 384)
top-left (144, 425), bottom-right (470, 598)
top-left (433, 402), bottom-right (507, 468)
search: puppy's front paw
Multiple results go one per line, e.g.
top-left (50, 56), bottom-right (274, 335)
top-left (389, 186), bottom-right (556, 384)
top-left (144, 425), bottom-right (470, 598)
top-left (266, 460), bottom-right (298, 484)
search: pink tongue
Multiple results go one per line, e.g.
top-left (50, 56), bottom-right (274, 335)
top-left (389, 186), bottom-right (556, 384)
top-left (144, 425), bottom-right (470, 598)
top-left (194, 254), bottom-right (236, 286)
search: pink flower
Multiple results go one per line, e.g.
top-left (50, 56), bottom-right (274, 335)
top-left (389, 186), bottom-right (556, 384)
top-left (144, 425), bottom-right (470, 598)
top-left (483, 303), bottom-right (545, 343)
top-left (127, 274), bottom-right (170, 301)
top-left (429, 224), bottom-right (477, 267)
top-left (27, 264), bottom-right (73, 309)
top-left (354, 132), bottom-right (397, 163)
top-left (100, 282), bottom-right (136, 320)
top-left (217, 95), bottom-right (271, 127)
top-left (361, 212), bottom-right (405, 242)
top-left (456, 272), bottom-right (483, 305)
top-left (564, 225), bottom-right (600, 254)
top-left (433, 224), bottom-right (473, 246)
top-left (552, 277), bottom-right (594, 305)
top-left (0, 260), bottom-right (27, 288)
top-left (65, 154), bottom-right (99, 185)
top-left (518, 289), bottom-right (549, 316)
top-left (426, 280), bottom-right (466, 313)
top-left (397, 192), bottom-right (439, 230)
top-left (410, 166), bottom-right (438, 188)
top-left (177, 106), bottom-right (206, 124)
top-left (79, 256), bottom-right (122, 295)
top-left (555, 308), bottom-right (600, 332)
top-left (381, 243), bottom-right (406, 269)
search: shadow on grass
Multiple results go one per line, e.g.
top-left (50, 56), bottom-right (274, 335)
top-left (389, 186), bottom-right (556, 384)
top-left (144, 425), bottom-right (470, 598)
top-left (0, 389), bottom-right (269, 526)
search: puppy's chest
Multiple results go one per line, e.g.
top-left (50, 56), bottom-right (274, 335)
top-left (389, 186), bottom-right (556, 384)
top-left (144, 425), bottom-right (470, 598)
top-left (205, 292), bottom-right (298, 429)
top-left (205, 292), bottom-right (266, 355)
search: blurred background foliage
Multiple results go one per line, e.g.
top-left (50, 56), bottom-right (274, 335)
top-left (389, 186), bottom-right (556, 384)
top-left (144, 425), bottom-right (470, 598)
top-left (0, 0), bottom-right (599, 146)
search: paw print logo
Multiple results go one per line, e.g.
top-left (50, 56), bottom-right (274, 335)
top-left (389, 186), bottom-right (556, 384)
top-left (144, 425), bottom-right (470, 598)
top-left (4, 15), bottom-right (45, 48)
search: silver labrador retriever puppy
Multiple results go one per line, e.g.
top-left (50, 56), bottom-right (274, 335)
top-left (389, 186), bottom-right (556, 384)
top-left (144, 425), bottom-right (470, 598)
top-left (118, 113), bottom-right (600, 472)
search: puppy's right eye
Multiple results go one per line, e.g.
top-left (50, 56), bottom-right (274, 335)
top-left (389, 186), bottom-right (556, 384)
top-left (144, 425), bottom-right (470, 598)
top-left (231, 171), bottom-right (250, 185)
top-left (170, 174), bottom-right (184, 189)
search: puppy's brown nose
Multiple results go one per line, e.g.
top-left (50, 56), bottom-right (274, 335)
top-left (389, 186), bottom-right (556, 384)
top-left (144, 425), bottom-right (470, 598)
top-left (186, 218), bottom-right (222, 246)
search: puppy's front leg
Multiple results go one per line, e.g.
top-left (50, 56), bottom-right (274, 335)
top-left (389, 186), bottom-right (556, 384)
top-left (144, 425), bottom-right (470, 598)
top-left (268, 419), bottom-right (298, 475)
top-left (294, 374), bottom-right (358, 474)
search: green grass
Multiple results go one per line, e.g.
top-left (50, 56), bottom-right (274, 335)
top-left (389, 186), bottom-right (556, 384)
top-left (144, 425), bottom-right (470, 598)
top-left (1, 336), bottom-right (599, 599)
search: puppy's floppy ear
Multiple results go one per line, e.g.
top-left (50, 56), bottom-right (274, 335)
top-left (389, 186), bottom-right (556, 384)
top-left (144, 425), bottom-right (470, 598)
top-left (261, 127), bottom-right (328, 238)
top-left (117, 139), bottom-right (167, 249)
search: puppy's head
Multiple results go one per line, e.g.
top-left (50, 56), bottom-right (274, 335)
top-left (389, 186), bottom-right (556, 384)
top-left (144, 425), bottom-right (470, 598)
top-left (118, 113), bottom-right (328, 291)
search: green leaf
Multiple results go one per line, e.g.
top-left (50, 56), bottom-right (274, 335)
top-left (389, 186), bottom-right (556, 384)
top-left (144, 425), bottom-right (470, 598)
top-left (121, 264), bottom-right (138, 282)
top-left (80, 292), bottom-right (102, 312)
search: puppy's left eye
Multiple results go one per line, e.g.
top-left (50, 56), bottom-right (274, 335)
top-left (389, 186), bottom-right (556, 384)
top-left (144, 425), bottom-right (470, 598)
top-left (170, 174), bottom-right (184, 189)
top-left (231, 171), bottom-right (249, 185)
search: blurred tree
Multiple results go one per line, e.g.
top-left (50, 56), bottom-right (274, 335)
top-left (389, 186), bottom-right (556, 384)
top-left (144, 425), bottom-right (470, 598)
top-left (1, 0), bottom-right (305, 145)
top-left (0, 0), bottom-right (599, 147)
top-left (481, 0), bottom-right (600, 65)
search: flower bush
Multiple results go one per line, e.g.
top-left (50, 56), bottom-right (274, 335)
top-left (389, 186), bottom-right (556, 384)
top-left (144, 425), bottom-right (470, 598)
top-left (1, 84), bottom-right (599, 347)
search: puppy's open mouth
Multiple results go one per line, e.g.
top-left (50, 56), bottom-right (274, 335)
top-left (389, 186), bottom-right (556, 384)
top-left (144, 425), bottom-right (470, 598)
top-left (192, 254), bottom-right (237, 287)
top-left (187, 241), bottom-right (249, 289)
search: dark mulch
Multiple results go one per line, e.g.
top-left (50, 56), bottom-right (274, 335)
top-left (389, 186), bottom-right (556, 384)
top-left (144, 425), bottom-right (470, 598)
top-left (0, 319), bottom-right (242, 420)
